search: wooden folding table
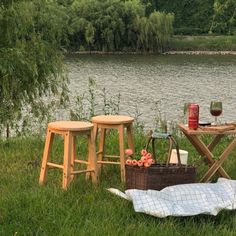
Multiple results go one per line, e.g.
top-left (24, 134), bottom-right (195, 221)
top-left (178, 124), bottom-right (236, 182)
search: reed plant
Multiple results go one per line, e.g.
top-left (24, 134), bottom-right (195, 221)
top-left (70, 77), bottom-right (121, 121)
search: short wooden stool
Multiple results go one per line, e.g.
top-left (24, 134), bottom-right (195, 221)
top-left (39, 121), bottom-right (98, 189)
top-left (91, 115), bottom-right (135, 182)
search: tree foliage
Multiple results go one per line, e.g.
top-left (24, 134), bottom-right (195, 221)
top-left (68, 0), bottom-right (173, 51)
top-left (153, 0), bottom-right (215, 35)
top-left (210, 0), bottom-right (236, 34)
top-left (135, 11), bottom-right (174, 52)
top-left (0, 0), bottom-right (69, 137)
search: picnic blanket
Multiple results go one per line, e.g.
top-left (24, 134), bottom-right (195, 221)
top-left (108, 178), bottom-right (236, 218)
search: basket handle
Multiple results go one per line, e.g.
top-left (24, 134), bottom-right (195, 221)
top-left (166, 136), bottom-right (181, 166)
top-left (145, 131), bottom-right (181, 166)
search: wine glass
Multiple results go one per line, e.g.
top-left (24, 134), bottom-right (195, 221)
top-left (210, 101), bottom-right (222, 125)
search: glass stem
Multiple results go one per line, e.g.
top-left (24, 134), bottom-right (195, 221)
top-left (215, 116), bottom-right (217, 125)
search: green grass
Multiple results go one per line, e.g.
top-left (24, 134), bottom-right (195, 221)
top-left (1, 133), bottom-right (236, 235)
top-left (169, 35), bottom-right (236, 51)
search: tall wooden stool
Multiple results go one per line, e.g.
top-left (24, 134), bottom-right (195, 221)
top-left (39, 121), bottom-right (98, 189)
top-left (91, 115), bottom-right (135, 182)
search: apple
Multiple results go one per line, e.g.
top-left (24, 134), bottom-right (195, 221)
top-left (144, 162), bottom-right (151, 167)
top-left (131, 159), bottom-right (138, 166)
top-left (125, 149), bottom-right (133, 156)
top-left (141, 156), bottom-right (147, 163)
top-left (137, 160), bottom-right (143, 167)
top-left (140, 149), bottom-right (148, 156)
top-left (126, 159), bottom-right (132, 166)
top-left (146, 153), bottom-right (152, 159)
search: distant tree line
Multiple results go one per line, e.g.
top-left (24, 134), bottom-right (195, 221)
top-left (142, 0), bottom-right (236, 35)
top-left (65, 0), bottom-right (174, 52)
top-left (55, 0), bottom-right (236, 51)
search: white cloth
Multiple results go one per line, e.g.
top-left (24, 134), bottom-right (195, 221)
top-left (108, 178), bottom-right (236, 218)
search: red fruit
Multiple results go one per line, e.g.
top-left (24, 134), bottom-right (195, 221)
top-left (151, 159), bottom-right (155, 164)
top-left (144, 162), bottom-right (151, 167)
top-left (137, 160), bottom-right (143, 167)
top-left (147, 159), bottom-right (153, 165)
top-left (125, 149), bottom-right (133, 156)
top-left (126, 159), bottom-right (132, 166)
top-left (132, 159), bottom-right (138, 166)
top-left (140, 149), bottom-right (148, 156)
top-left (141, 156), bottom-right (147, 163)
top-left (146, 153), bottom-right (152, 159)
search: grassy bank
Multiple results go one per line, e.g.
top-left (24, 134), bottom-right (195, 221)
top-left (169, 35), bottom-right (236, 51)
top-left (67, 35), bottom-right (236, 54)
top-left (1, 133), bottom-right (236, 235)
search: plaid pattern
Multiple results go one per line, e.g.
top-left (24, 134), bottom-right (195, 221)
top-left (108, 178), bottom-right (236, 218)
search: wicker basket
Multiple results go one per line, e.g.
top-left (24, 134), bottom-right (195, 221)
top-left (125, 164), bottom-right (196, 190)
top-left (125, 133), bottom-right (196, 190)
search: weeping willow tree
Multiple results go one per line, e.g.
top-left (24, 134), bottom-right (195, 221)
top-left (135, 11), bottom-right (174, 52)
top-left (0, 0), bottom-right (69, 138)
top-left (69, 0), bottom-right (174, 52)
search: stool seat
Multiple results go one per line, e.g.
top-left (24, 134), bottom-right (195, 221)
top-left (48, 121), bottom-right (93, 131)
top-left (92, 115), bottom-right (134, 125)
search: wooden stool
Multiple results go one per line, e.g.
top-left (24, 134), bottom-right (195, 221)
top-left (39, 121), bottom-right (98, 189)
top-left (91, 115), bottom-right (135, 182)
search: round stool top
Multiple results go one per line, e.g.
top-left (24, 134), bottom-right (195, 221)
top-left (48, 121), bottom-right (93, 131)
top-left (91, 115), bottom-right (134, 124)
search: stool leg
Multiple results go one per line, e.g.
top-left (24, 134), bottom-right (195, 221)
top-left (63, 131), bottom-right (73, 189)
top-left (39, 128), bottom-right (54, 185)
top-left (86, 124), bottom-right (98, 179)
top-left (118, 125), bottom-right (125, 182)
top-left (93, 123), bottom-right (98, 141)
top-left (127, 124), bottom-right (135, 154)
top-left (87, 130), bottom-right (98, 183)
top-left (70, 135), bottom-right (76, 182)
top-left (97, 128), bottom-right (106, 174)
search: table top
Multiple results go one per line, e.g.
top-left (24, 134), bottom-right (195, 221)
top-left (178, 123), bottom-right (236, 135)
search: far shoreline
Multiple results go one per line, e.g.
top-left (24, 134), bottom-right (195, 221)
top-left (164, 51), bottom-right (236, 55)
top-left (66, 50), bottom-right (236, 56)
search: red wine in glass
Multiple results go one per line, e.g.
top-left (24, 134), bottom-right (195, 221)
top-left (210, 109), bottom-right (222, 117)
top-left (210, 101), bottom-right (222, 125)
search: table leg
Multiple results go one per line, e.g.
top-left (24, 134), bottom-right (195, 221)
top-left (202, 135), bottom-right (223, 165)
top-left (200, 137), bottom-right (236, 182)
top-left (208, 135), bottom-right (223, 151)
top-left (184, 133), bottom-right (230, 179)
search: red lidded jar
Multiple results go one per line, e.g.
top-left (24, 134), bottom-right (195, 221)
top-left (188, 103), bottom-right (199, 130)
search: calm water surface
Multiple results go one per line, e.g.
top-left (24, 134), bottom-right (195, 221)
top-left (65, 54), bottom-right (236, 129)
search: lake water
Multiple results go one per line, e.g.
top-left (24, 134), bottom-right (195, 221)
top-left (65, 54), bottom-right (236, 130)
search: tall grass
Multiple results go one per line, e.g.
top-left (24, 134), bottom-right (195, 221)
top-left (1, 133), bottom-right (236, 235)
